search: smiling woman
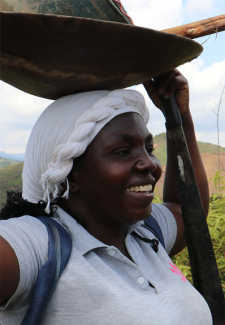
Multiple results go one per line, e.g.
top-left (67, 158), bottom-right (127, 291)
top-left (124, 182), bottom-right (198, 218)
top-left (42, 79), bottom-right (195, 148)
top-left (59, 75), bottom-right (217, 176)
top-left (0, 71), bottom-right (212, 325)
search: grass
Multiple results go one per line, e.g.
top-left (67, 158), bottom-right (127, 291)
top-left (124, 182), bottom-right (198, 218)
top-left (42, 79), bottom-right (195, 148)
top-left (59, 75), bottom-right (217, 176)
top-left (0, 162), bottom-right (23, 209)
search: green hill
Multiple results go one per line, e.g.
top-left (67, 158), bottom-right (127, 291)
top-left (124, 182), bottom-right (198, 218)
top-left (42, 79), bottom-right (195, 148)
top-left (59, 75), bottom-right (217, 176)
top-left (0, 157), bottom-right (20, 168)
top-left (0, 162), bottom-right (23, 209)
top-left (153, 133), bottom-right (168, 167)
top-left (153, 133), bottom-right (225, 167)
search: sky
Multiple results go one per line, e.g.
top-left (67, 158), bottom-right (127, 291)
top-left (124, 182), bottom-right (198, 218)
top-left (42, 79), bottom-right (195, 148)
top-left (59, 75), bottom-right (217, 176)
top-left (0, 0), bottom-right (225, 153)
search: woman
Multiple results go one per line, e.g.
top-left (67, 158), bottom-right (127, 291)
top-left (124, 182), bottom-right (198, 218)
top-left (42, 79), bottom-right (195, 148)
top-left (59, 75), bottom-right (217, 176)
top-left (0, 70), bottom-right (212, 324)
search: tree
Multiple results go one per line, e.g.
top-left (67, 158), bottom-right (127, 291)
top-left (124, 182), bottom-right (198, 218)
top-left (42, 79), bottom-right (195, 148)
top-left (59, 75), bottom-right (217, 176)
top-left (212, 82), bottom-right (225, 195)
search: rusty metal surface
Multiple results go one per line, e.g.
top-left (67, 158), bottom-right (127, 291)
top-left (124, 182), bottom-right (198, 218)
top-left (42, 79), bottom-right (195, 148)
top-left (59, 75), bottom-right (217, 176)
top-left (0, 12), bottom-right (203, 99)
top-left (0, 0), bottom-right (131, 23)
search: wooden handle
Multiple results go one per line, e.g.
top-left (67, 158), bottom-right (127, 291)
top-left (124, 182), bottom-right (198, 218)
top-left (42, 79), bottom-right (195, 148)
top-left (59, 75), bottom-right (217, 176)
top-left (161, 14), bottom-right (225, 39)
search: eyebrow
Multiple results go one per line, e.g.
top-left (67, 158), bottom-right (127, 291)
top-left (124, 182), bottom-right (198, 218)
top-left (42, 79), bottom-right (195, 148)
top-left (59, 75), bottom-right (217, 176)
top-left (117, 133), bottom-right (153, 142)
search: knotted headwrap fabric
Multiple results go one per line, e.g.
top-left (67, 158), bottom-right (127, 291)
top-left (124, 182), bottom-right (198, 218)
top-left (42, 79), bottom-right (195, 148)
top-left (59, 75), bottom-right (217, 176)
top-left (22, 89), bottom-right (149, 213)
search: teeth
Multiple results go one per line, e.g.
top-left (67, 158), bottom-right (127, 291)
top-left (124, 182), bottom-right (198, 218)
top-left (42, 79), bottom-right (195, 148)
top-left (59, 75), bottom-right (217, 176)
top-left (126, 184), bottom-right (152, 192)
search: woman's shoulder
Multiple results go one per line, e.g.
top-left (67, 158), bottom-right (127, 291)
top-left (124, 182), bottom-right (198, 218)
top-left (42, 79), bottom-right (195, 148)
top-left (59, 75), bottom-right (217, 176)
top-left (0, 215), bottom-right (50, 271)
top-left (0, 215), bottom-right (49, 244)
top-left (0, 215), bottom-right (50, 311)
top-left (149, 203), bottom-right (177, 254)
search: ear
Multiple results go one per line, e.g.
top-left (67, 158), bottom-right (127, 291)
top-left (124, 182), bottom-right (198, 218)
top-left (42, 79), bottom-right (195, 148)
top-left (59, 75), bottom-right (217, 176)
top-left (67, 169), bottom-right (80, 194)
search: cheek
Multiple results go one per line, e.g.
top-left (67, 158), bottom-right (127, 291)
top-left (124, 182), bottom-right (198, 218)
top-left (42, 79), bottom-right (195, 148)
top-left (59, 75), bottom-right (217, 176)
top-left (153, 158), bottom-right (162, 183)
top-left (100, 163), bottom-right (129, 188)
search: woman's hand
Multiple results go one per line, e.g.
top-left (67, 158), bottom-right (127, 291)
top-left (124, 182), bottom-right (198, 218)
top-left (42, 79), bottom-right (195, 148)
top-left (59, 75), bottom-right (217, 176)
top-left (143, 69), bottom-right (190, 117)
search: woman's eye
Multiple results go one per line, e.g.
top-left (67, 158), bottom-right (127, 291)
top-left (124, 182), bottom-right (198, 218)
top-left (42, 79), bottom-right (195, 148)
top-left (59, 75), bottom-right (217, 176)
top-left (146, 146), bottom-right (155, 156)
top-left (112, 148), bottom-right (129, 155)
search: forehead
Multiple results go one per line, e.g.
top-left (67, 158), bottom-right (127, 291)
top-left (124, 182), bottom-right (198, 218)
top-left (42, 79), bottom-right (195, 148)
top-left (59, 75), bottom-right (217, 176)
top-left (75, 113), bottom-right (152, 164)
top-left (96, 112), bottom-right (152, 145)
top-left (103, 112), bottom-right (149, 134)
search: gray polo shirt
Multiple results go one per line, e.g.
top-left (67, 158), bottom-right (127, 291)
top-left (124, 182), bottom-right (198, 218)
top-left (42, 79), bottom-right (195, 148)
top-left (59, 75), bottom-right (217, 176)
top-left (0, 204), bottom-right (212, 325)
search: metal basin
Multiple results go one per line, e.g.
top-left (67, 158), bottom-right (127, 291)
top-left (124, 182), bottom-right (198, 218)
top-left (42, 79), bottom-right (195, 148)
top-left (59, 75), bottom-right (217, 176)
top-left (0, 1), bottom-right (203, 99)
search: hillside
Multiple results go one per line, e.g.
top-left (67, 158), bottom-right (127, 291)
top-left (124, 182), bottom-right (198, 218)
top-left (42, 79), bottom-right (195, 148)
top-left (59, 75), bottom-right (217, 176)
top-left (0, 162), bottom-right (23, 208)
top-left (154, 133), bottom-right (225, 198)
top-left (153, 133), bottom-right (225, 167)
top-left (0, 156), bottom-right (20, 168)
top-left (0, 134), bottom-right (224, 208)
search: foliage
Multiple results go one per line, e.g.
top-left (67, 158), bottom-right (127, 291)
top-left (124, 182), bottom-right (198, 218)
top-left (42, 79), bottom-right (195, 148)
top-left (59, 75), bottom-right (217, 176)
top-left (196, 142), bottom-right (225, 155)
top-left (153, 133), bottom-right (168, 167)
top-left (0, 157), bottom-right (20, 168)
top-left (209, 170), bottom-right (225, 195)
top-left (152, 133), bottom-right (225, 169)
top-left (0, 162), bottom-right (23, 209)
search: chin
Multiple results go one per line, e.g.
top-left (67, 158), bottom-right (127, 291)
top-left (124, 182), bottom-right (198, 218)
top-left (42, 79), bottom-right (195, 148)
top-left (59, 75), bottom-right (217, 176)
top-left (128, 203), bottom-right (153, 223)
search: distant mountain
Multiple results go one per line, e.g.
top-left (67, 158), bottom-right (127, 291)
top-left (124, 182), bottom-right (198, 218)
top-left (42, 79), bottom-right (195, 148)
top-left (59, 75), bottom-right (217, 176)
top-left (0, 151), bottom-right (25, 161)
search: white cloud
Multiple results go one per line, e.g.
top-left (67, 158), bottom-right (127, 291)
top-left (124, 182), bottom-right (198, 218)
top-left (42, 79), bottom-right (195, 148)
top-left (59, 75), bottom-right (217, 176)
top-left (132, 58), bottom-right (225, 147)
top-left (179, 59), bottom-right (225, 134)
top-left (196, 131), bottom-right (225, 148)
top-left (122, 0), bottom-right (184, 30)
top-left (0, 81), bottom-right (52, 152)
top-left (184, 0), bottom-right (223, 18)
top-left (1, 130), bottom-right (31, 153)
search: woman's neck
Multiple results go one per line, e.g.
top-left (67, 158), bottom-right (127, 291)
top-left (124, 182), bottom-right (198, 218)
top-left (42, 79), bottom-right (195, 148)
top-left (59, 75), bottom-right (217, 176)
top-left (59, 200), bottom-right (133, 260)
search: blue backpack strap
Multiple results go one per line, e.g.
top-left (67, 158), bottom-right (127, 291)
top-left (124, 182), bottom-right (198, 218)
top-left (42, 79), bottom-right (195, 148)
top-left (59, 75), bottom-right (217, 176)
top-left (142, 215), bottom-right (165, 249)
top-left (21, 217), bottom-right (72, 325)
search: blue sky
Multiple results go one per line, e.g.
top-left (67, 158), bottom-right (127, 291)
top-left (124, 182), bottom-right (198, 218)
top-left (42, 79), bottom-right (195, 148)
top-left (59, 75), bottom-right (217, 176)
top-left (0, 0), bottom-right (225, 153)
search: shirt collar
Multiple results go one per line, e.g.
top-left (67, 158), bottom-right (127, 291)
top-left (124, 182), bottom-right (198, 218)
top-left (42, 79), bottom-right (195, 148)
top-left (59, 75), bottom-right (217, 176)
top-left (53, 206), bottom-right (144, 255)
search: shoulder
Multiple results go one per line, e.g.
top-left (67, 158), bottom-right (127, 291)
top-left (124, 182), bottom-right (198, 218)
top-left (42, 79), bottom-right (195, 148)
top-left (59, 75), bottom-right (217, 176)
top-left (160, 202), bottom-right (186, 256)
top-left (0, 215), bottom-right (49, 310)
top-left (150, 203), bottom-right (177, 254)
top-left (0, 215), bottom-right (49, 254)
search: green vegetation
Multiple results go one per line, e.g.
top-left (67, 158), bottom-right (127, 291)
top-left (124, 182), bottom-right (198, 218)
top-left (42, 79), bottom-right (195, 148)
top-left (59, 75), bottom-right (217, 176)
top-left (153, 133), bottom-right (167, 167)
top-left (154, 173), bottom-right (225, 297)
top-left (197, 142), bottom-right (225, 155)
top-left (170, 192), bottom-right (225, 296)
top-left (0, 162), bottom-right (23, 209)
top-left (0, 157), bottom-right (20, 168)
top-left (153, 133), bottom-right (225, 167)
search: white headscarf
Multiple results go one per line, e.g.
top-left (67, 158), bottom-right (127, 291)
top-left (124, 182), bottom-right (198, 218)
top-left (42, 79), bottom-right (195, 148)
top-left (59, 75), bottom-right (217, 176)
top-left (22, 89), bottom-right (149, 213)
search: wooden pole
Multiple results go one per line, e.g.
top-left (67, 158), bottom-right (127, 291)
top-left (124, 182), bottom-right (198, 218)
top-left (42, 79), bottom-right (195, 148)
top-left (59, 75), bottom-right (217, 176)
top-left (162, 14), bottom-right (225, 39)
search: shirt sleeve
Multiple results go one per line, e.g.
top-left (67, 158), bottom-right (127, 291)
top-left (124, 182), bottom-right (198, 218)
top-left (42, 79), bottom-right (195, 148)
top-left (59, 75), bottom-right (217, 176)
top-left (0, 216), bottom-right (48, 310)
top-left (151, 203), bottom-right (177, 254)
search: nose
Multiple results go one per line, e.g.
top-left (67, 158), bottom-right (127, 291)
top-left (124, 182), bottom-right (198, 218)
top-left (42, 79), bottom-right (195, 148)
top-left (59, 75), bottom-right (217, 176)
top-left (134, 150), bottom-right (158, 174)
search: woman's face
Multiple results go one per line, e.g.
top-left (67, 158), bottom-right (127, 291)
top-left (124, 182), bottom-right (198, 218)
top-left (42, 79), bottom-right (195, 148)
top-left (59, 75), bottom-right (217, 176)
top-left (70, 113), bottom-right (162, 227)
